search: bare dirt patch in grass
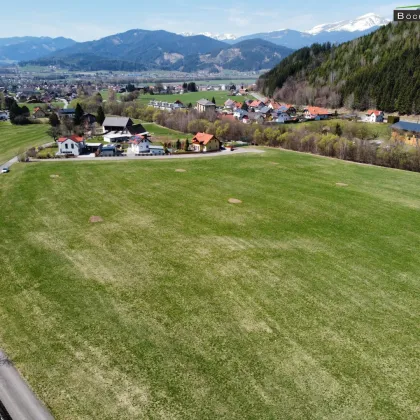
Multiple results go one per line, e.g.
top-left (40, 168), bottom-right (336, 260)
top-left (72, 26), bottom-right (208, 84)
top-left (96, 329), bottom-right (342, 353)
top-left (50, 174), bottom-right (60, 178)
top-left (89, 216), bottom-right (104, 223)
top-left (175, 169), bottom-right (187, 173)
top-left (228, 198), bottom-right (242, 204)
top-left (336, 183), bottom-right (348, 187)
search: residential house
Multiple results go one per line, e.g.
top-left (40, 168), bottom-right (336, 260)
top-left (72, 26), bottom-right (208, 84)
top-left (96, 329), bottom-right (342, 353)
top-left (58, 108), bottom-right (76, 119)
top-left (129, 135), bottom-right (151, 155)
top-left (102, 117), bottom-right (146, 143)
top-left (247, 112), bottom-right (265, 124)
top-left (196, 99), bottom-right (216, 113)
top-left (81, 113), bottom-right (97, 126)
top-left (257, 106), bottom-right (271, 117)
top-left (391, 121), bottom-right (420, 146)
top-left (33, 107), bottom-right (47, 119)
top-left (224, 99), bottom-right (236, 110)
top-left (275, 112), bottom-right (291, 124)
top-left (234, 109), bottom-right (248, 120)
top-left (57, 136), bottom-right (85, 156)
top-left (365, 110), bottom-right (384, 123)
top-left (249, 100), bottom-right (265, 110)
top-left (192, 132), bottom-right (220, 152)
top-left (304, 106), bottom-right (331, 120)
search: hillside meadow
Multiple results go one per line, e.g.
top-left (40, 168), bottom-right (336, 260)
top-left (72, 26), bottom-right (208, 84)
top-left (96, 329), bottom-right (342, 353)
top-left (0, 122), bottom-right (48, 164)
top-left (0, 149), bottom-right (418, 419)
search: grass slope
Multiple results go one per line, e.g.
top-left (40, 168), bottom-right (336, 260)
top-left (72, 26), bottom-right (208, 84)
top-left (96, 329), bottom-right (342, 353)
top-left (137, 91), bottom-right (252, 107)
top-left (0, 150), bottom-right (419, 419)
top-left (0, 122), bottom-right (48, 164)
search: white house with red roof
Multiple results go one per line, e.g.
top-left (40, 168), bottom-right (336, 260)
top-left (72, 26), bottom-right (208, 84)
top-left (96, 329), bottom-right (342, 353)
top-left (365, 110), bottom-right (384, 123)
top-left (192, 132), bottom-right (220, 152)
top-left (57, 135), bottom-right (85, 156)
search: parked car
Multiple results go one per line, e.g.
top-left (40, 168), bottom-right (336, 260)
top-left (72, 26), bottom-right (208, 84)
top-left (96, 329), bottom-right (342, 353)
top-left (1, 167), bottom-right (10, 173)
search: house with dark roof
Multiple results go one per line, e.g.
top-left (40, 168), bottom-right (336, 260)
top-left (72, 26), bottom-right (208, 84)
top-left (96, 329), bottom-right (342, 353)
top-left (192, 132), bottom-right (220, 152)
top-left (102, 117), bottom-right (147, 143)
top-left (391, 121), bottom-right (420, 146)
top-left (196, 99), bottom-right (216, 113)
top-left (58, 108), bottom-right (76, 118)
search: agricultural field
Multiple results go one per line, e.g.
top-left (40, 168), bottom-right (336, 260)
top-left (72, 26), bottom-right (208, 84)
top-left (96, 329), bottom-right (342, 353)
top-left (137, 90), bottom-right (253, 107)
top-left (0, 149), bottom-right (419, 419)
top-left (0, 122), bottom-right (49, 164)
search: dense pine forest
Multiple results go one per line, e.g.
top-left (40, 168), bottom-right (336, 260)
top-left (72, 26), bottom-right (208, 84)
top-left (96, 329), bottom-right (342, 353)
top-left (258, 22), bottom-right (420, 114)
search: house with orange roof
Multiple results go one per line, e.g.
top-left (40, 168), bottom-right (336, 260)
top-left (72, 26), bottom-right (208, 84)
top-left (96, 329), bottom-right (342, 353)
top-left (33, 107), bottom-right (47, 119)
top-left (191, 132), bottom-right (220, 153)
top-left (304, 106), bottom-right (332, 120)
top-left (57, 135), bottom-right (85, 156)
top-left (365, 109), bottom-right (384, 123)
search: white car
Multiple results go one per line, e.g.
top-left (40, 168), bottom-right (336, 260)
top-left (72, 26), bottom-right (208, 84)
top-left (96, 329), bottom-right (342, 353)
top-left (1, 167), bottom-right (9, 173)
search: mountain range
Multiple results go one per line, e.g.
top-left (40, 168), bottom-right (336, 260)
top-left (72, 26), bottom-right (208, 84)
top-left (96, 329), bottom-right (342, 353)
top-left (1, 13), bottom-right (391, 72)
top-left (181, 14), bottom-right (391, 49)
top-left (24, 30), bottom-right (294, 72)
top-left (0, 37), bottom-right (76, 63)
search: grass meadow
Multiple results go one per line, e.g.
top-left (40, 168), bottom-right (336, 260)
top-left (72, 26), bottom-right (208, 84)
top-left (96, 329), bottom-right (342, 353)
top-left (0, 149), bottom-right (419, 419)
top-left (0, 122), bottom-right (48, 164)
top-left (139, 122), bottom-right (186, 142)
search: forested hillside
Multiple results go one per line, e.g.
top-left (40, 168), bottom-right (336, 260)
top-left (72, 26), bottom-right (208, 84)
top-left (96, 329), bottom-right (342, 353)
top-left (258, 22), bottom-right (420, 114)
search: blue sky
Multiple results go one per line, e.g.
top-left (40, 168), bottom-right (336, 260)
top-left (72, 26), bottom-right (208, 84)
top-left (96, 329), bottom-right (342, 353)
top-left (1, 0), bottom-right (401, 41)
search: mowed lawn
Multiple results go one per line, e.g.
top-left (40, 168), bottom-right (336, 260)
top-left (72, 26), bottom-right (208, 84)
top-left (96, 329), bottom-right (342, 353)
top-left (0, 150), bottom-right (419, 419)
top-left (137, 90), bottom-right (253, 107)
top-left (0, 122), bottom-right (49, 164)
top-left (140, 122), bottom-right (187, 142)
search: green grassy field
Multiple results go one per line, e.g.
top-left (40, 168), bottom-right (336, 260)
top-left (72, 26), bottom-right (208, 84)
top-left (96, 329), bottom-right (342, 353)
top-left (138, 91), bottom-right (253, 107)
top-left (0, 122), bottom-right (49, 164)
top-left (0, 150), bottom-right (419, 419)
top-left (140, 122), bottom-right (187, 142)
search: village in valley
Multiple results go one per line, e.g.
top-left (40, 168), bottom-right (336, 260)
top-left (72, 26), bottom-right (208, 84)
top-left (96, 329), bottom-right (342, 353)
top-left (0, 79), bottom-right (418, 168)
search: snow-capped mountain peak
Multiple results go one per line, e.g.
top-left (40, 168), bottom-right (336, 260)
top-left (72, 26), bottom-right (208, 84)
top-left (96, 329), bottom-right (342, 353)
top-left (307, 13), bottom-right (390, 35)
top-left (179, 32), bottom-right (237, 41)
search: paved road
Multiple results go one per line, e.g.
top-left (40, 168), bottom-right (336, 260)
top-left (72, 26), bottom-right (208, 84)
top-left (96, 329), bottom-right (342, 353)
top-left (0, 157), bottom-right (17, 173)
top-left (251, 91), bottom-right (266, 101)
top-left (30, 147), bottom-right (264, 164)
top-left (0, 351), bottom-right (54, 420)
top-left (56, 98), bottom-right (68, 109)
